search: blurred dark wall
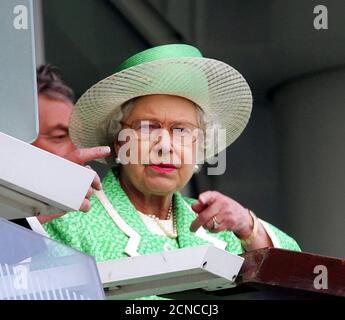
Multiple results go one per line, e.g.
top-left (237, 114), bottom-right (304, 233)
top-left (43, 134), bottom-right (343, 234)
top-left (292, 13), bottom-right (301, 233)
top-left (42, 0), bottom-right (148, 97)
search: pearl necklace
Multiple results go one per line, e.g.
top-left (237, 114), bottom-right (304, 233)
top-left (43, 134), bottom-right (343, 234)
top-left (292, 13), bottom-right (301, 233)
top-left (146, 201), bottom-right (177, 239)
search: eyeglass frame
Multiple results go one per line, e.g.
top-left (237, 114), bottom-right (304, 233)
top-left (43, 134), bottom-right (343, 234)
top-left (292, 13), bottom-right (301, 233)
top-left (120, 119), bottom-right (202, 146)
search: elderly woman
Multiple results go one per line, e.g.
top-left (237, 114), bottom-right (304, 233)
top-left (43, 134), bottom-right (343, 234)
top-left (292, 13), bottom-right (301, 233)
top-left (43, 44), bottom-right (300, 264)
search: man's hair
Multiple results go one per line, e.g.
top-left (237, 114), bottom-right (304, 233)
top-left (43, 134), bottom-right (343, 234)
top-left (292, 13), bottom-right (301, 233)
top-left (37, 64), bottom-right (75, 103)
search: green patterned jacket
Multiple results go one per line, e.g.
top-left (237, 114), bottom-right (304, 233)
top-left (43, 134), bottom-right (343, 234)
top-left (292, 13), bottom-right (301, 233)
top-left (43, 170), bottom-right (301, 262)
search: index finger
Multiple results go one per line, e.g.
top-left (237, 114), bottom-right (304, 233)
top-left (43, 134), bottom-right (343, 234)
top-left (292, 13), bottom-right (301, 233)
top-left (190, 200), bottom-right (221, 232)
top-left (70, 146), bottom-right (111, 165)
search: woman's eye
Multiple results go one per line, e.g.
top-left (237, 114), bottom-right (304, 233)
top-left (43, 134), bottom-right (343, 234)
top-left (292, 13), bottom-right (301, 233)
top-left (173, 127), bottom-right (191, 134)
top-left (54, 135), bottom-right (67, 139)
top-left (138, 123), bottom-right (160, 131)
top-left (50, 135), bottom-right (68, 142)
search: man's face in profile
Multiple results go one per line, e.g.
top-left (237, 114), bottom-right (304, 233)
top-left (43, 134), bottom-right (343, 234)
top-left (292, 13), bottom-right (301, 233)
top-left (32, 94), bottom-right (76, 158)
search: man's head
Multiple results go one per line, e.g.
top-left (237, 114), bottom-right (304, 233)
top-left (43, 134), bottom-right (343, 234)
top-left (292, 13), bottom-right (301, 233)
top-left (32, 65), bottom-right (77, 158)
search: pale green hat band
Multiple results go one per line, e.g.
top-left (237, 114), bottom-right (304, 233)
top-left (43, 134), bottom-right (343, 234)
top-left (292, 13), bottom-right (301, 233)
top-left (116, 44), bottom-right (203, 72)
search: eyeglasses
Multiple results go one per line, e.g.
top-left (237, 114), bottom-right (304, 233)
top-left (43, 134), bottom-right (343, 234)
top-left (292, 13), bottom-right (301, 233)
top-left (121, 120), bottom-right (201, 146)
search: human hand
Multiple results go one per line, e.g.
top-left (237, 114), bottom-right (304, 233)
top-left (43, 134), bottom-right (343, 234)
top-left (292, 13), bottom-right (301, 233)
top-left (64, 146), bottom-right (111, 211)
top-left (38, 146), bottom-right (111, 224)
top-left (190, 191), bottom-right (274, 250)
top-left (190, 191), bottom-right (253, 238)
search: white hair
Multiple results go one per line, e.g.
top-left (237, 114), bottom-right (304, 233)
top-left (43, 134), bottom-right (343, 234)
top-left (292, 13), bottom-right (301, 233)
top-left (98, 96), bottom-right (220, 168)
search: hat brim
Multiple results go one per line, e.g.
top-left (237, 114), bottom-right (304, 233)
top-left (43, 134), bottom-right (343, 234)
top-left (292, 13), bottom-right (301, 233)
top-left (70, 57), bottom-right (253, 163)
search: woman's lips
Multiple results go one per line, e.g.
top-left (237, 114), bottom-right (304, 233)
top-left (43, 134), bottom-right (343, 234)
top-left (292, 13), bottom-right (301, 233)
top-left (148, 164), bottom-right (177, 173)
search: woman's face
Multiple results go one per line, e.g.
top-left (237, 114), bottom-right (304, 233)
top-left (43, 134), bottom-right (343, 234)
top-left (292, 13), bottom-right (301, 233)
top-left (115, 94), bottom-right (200, 196)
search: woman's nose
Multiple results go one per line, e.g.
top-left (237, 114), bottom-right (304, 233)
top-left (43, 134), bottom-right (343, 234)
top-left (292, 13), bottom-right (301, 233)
top-left (153, 129), bottom-right (172, 155)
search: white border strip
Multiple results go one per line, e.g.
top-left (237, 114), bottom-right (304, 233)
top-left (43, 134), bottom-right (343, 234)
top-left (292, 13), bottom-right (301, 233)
top-left (27, 217), bottom-right (49, 237)
top-left (259, 219), bottom-right (282, 248)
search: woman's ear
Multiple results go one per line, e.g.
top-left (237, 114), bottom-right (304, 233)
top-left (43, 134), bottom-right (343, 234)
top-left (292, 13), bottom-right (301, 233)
top-left (113, 140), bottom-right (122, 165)
top-left (114, 139), bottom-right (120, 156)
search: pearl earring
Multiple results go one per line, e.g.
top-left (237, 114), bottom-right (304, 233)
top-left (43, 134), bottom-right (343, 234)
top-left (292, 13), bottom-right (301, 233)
top-left (115, 157), bottom-right (121, 165)
top-left (194, 165), bottom-right (201, 172)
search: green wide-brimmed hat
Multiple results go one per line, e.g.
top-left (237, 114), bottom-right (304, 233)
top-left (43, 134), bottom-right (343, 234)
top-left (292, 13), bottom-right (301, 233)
top-left (69, 44), bottom-right (253, 161)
